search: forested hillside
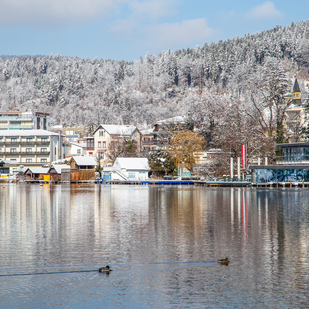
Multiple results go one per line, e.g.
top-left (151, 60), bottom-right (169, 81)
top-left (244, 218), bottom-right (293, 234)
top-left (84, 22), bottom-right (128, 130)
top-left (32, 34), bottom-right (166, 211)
top-left (1, 20), bottom-right (309, 160)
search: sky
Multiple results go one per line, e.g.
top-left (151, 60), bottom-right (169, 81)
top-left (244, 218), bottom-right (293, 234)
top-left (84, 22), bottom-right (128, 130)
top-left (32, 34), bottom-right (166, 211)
top-left (0, 0), bottom-right (308, 61)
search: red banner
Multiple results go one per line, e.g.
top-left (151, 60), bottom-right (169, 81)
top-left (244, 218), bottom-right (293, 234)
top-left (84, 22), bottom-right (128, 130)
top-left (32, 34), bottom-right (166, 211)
top-left (241, 144), bottom-right (247, 169)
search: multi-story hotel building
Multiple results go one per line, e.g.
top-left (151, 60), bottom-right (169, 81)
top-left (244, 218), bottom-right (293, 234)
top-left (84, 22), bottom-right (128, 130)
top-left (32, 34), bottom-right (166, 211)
top-left (0, 111), bottom-right (50, 130)
top-left (0, 130), bottom-right (63, 167)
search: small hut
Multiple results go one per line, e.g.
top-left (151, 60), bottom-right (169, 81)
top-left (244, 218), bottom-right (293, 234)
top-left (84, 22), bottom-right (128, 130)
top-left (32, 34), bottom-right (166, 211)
top-left (68, 156), bottom-right (97, 181)
top-left (25, 167), bottom-right (49, 181)
top-left (48, 164), bottom-right (70, 182)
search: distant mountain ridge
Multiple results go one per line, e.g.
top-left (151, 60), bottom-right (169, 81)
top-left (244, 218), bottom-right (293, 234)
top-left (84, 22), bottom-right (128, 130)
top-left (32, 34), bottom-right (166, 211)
top-left (0, 55), bottom-right (45, 62)
top-left (0, 20), bottom-right (308, 128)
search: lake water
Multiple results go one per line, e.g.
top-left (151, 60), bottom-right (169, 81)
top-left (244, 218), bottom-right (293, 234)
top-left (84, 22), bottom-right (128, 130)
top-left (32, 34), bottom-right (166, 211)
top-left (0, 183), bottom-right (309, 308)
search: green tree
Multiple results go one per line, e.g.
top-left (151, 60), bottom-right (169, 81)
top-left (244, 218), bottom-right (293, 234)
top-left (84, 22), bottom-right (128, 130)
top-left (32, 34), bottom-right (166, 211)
top-left (148, 150), bottom-right (175, 177)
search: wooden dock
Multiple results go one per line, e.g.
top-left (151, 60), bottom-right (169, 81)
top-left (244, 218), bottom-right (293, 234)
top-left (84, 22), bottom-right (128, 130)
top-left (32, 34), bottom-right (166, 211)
top-left (97, 179), bottom-right (309, 188)
top-left (98, 179), bottom-right (251, 187)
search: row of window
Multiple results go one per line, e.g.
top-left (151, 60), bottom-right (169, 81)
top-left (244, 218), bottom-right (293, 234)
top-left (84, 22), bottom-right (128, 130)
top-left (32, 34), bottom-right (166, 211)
top-left (0, 137), bottom-right (49, 141)
top-left (98, 141), bottom-right (106, 148)
top-left (25, 159), bottom-right (47, 163)
top-left (5, 148), bottom-right (48, 153)
top-left (3, 158), bottom-right (47, 163)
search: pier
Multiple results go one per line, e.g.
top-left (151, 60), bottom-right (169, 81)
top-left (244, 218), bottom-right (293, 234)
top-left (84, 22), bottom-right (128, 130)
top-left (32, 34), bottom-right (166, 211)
top-left (96, 179), bottom-right (309, 188)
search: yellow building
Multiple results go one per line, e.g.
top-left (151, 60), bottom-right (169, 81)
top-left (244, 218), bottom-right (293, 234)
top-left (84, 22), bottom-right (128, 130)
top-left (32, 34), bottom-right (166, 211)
top-left (285, 79), bottom-right (309, 142)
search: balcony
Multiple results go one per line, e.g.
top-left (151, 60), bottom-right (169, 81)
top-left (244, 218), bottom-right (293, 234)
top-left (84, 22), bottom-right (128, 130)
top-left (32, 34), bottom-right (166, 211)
top-left (0, 151), bottom-right (50, 155)
top-left (276, 155), bottom-right (309, 164)
top-left (8, 125), bottom-right (34, 130)
top-left (142, 140), bottom-right (154, 144)
top-left (0, 115), bottom-right (33, 121)
top-left (0, 141), bottom-right (20, 145)
top-left (0, 140), bottom-right (50, 145)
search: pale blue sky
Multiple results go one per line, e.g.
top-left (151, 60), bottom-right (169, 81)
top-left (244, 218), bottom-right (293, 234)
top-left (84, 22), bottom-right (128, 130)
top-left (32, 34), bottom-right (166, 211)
top-left (0, 0), bottom-right (308, 61)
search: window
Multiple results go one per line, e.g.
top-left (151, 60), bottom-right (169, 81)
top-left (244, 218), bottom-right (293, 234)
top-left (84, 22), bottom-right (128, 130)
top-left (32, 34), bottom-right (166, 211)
top-left (41, 159), bottom-right (47, 163)
top-left (98, 141), bottom-right (101, 148)
top-left (99, 130), bottom-right (105, 137)
top-left (26, 137), bottom-right (33, 141)
top-left (26, 148), bottom-right (32, 153)
top-left (77, 149), bottom-right (81, 154)
top-left (128, 172), bottom-right (136, 179)
top-left (87, 139), bottom-right (94, 148)
top-left (10, 148), bottom-right (16, 153)
top-left (102, 141), bottom-right (106, 148)
top-left (41, 137), bottom-right (48, 141)
top-left (11, 138), bottom-right (17, 142)
top-left (41, 148), bottom-right (47, 152)
top-left (26, 159), bottom-right (32, 163)
top-left (98, 152), bottom-right (104, 159)
top-left (89, 152), bottom-right (93, 157)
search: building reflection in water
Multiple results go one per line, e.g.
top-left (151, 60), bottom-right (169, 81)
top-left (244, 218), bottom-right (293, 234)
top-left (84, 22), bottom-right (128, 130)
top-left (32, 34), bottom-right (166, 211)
top-left (0, 184), bottom-right (309, 294)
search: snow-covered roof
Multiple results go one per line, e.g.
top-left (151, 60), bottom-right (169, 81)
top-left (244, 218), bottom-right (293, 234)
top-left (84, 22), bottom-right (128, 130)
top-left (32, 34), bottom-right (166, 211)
top-left (0, 160), bottom-right (19, 165)
top-left (25, 167), bottom-right (49, 174)
top-left (96, 124), bottom-right (137, 136)
top-left (72, 156), bottom-right (97, 166)
top-left (50, 164), bottom-right (70, 174)
top-left (156, 115), bottom-right (187, 125)
top-left (68, 141), bottom-right (86, 148)
top-left (140, 128), bottom-right (154, 135)
top-left (0, 130), bottom-right (59, 137)
top-left (114, 157), bottom-right (150, 171)
top-left (52, 158), bottom-right (71, 164)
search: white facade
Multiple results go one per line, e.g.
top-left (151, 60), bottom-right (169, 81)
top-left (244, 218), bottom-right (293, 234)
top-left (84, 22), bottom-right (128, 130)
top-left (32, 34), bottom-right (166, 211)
top-left (93, 124), bottom-right (141, 163)
top-left (63, 141), bottom-right (86, 157)
top-left (104, 157), bottom-right (150, 181)
top-left (0, 130), bottom-right (63, 167)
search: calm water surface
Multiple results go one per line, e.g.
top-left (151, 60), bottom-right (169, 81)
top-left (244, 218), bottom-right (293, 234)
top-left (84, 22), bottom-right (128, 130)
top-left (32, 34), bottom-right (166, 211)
top-left (0, 184), bottom-right (309, 308)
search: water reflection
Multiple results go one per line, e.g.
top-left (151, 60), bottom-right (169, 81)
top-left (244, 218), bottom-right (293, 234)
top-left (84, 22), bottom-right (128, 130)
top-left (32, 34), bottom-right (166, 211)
top-left (0, 184), bottom-right (309, 307)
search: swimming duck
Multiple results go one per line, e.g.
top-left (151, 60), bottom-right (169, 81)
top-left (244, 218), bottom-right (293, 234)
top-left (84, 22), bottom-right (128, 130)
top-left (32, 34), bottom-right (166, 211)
top-left (218, 258), bottom-right (229, 265)
top-left (99, 265), bottom-right (112, 273)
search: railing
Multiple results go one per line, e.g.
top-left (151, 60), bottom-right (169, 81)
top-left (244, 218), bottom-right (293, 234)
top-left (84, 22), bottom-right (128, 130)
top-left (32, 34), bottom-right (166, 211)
top-left (142, 140), bottom-right (154, 144)
top-left (0, 141), bottom-right (20, 145)
top-left (21, 151), bottom-right (50, 155)
top-left (0, 115), bottom-right (33, 120)
top-left (276, 156), bottom-right (309, 163)
top-left (0, 151), bottom-right (50, 155)
top-left (8, 125), bottom-right (34, 129)
top-left (0, 141), bottom-right (50, 145)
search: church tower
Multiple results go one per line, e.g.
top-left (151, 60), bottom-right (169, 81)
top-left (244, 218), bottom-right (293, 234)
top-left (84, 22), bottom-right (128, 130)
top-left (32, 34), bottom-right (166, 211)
top-left (292, 78), bottom-right (301, 105)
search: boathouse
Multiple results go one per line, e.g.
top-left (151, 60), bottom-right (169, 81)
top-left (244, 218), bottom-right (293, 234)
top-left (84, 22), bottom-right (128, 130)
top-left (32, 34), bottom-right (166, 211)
top-left (48, 164), bottom-right (70, 182)
top-left (68, 156), bottom-right (96, 182)
top-left (24, 167), bottom-right (49, 181)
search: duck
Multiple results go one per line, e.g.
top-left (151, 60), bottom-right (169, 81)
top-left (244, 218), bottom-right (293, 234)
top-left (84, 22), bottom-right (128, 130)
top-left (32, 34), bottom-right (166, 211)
top-left (99, 265), bottom-right (112, 273)
top-left (218, 258), bottom-right (229, 265)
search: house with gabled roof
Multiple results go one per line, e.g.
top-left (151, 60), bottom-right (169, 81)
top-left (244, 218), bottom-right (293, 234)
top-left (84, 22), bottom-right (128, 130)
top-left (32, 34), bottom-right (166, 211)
top-left (92, 124), bottom-right (141, 163)
top-left (103, 157), bottom-right (150, 181)
top-left (24, 167), bottom-right (49, 181)
top-left (48, 164), bottom-right (70, 182)
top-left (69, 156), bottom-right (96, 169)
top-left (68, 156), bottom-right (97, 182)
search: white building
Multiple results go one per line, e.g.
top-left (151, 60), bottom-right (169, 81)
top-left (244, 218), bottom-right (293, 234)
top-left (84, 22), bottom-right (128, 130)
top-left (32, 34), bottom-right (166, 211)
top-left (0, 111), bottom-right (50, 130)
top-left (93, 124), bottom-right (141, 163)
top-left (63, 141), bottom-right (87, 158)
top-left (0, 130), bottom-right (63, 167)
top-left (103, 157), bottom-right (150, 181)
